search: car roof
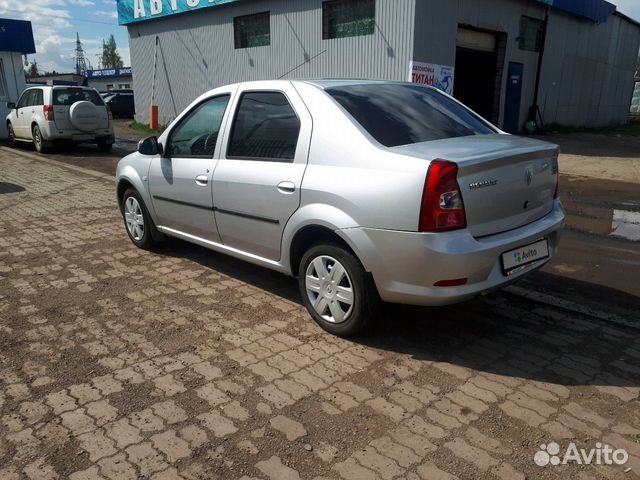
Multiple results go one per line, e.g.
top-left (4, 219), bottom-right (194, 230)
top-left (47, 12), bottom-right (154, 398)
top-left (299, 79), bottom-right (411, 89)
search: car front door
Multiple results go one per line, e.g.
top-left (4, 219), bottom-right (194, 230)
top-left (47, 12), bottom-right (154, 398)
top-left (148, 93), bottom-right (233, 242)
top-left (14, 90), bottom-right (34, 138)
top-left (212, 82), bottom-right (312, 261)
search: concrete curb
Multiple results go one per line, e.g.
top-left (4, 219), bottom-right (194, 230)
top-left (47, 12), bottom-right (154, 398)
top-left (0, 146), bottom-right (116, 182)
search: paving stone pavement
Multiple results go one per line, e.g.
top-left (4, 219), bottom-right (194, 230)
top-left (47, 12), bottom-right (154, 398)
top-left (1, 150), bottom-right (639, 480)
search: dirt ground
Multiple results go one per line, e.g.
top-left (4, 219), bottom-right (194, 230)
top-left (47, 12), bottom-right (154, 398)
top-left (0, 126), bottom-right (639, 480)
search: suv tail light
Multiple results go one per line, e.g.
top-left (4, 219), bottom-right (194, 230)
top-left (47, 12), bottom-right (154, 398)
top-left (107, 106), bottom-right (113, 121)
top-left (43, 105), bottom-right (54, 121)
top-left (419, 160), bottom-right (467, 232)
top-left (554, 176), bottom-right (559, 199)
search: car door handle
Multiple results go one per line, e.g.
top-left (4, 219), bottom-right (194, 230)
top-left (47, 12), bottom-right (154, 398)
top-left (195, 175), bottom-right (209, 186)
top-left (277, 181), bottom-right (296, 194)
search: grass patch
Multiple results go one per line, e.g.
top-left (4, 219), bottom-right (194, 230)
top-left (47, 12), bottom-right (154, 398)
top-left (129, 121), bottom-right (166, 135)
top-left (542, 121), bottom-right (640, 136)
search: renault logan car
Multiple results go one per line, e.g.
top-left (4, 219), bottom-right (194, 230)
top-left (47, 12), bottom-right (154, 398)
top-left (6, 86), bottom-right (115, 153)
top-left (116, 80), bottom-right (565, 337)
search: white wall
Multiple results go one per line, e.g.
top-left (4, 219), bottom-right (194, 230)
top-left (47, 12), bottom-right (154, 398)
top-left (0, 52), bottom-right (26, 139)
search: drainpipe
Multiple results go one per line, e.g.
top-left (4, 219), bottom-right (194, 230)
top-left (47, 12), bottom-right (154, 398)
top-left (528, 5), bottom-right (549, 130)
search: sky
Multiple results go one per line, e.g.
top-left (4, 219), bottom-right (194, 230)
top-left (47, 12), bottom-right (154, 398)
top-left (0, 0), bottom-right (128, 74)
top-left (0, 0), bottom-right (639, 75)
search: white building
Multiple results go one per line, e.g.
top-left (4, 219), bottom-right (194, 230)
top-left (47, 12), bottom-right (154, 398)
top-left (0, 18), bottom-right (35, 139)
top-left (119, 0), bottom-right (640, 132)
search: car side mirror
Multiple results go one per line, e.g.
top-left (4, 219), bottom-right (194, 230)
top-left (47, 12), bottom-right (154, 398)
top-left (6, 102), bottom-right (16, 110)
top-left (138, 136), bottom-right (162, 156)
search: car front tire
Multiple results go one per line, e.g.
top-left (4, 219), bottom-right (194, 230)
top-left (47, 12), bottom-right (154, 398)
top-left (7, 123), bottom-right (16, 148)
top-left (121, 188), bottom-right (158, 250)
top-left (299, 243), bottom-right (380, 337)
top-left (32, 125), bottom-right (48, 153)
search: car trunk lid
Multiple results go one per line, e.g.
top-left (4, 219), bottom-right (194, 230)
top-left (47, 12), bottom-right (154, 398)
top-left (392, 135), bottom-right (559, 237)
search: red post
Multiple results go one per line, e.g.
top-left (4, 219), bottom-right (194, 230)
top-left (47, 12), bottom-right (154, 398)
top-left (149, 105), bottom-right (159, 129)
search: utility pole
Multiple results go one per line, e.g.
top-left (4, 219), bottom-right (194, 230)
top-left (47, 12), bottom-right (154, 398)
top-left (74, 32), bottom-right (88, 76)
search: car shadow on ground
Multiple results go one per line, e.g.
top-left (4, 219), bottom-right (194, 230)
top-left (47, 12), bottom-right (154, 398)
top-left (154, 237), bottom-right (639, 390)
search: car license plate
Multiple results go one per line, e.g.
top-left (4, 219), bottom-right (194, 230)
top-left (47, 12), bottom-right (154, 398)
top-left (501, 239), bottom-right (549, 275)
top-left (73, 134), bottom-right (93, 141)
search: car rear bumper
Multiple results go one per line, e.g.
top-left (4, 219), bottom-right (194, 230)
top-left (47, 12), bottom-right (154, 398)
top-left (341, 200), bottom-right (566, 306)
top-left (40, 124), bottom-right (114, 143)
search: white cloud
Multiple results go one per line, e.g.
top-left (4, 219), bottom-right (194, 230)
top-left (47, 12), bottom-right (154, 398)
top-left (94, 10), bottom-right (118, 19)
top-left (67, 0), bottom-right (96, 6)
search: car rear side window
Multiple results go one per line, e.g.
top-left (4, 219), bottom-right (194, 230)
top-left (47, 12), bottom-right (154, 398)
top-left (31, 89), bottom-right (44, 106)
top-left (53, 89), bottom-right (104, 107)
top-left (227, 91), bottom-right (300, 161)
top-left (326, 84), bottom-right (497, 147)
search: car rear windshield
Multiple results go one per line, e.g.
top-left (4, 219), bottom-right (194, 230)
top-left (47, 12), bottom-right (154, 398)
top-left (326, 83), bottom-right (496, 147)
top-left (53, 88), bottom-right (104, 107)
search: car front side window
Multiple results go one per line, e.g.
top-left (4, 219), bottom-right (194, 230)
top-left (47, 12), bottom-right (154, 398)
top-left (17, 91), bottom-right (32, 109)
top-left (167, 95), bottom-right (231, 158)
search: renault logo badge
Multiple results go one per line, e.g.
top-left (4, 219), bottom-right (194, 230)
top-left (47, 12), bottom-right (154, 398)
top-left (525, 168), bottom-right (533, 186)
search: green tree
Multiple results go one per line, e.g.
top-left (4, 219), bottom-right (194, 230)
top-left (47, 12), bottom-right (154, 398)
top-left (101, 35), bottom-right (124, 69)
top-left (27, 61), bottom-right (39, 77)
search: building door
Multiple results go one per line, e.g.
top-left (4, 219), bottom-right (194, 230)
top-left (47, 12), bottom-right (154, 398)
top-left (504, 62), bottom-right (524, 134)
top-left (454, 28), bottom-right (498, 122)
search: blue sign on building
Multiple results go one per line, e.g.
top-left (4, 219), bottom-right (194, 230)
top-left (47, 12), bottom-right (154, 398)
top-left (537, 0), bottom-right (616, 23)
top-left (0, 18), bottom-right (36, 54)
top-left (117, 0), bottom-right (240, 25)
top-left (86, 67), bottom-right (133, 78)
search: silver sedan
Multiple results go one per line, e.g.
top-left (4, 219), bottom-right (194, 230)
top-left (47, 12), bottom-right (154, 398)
top-left (116, 80), bottom-right (565, 337)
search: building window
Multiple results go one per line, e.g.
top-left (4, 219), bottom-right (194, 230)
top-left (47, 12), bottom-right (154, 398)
top-left (322, 0), bottom-right (375, 40)
top-left (234, 12), bottom-right (270, 49)
top-left (519, 16), bottom-right (544, 52)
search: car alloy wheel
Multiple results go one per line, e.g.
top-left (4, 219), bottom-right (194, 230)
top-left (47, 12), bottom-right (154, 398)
top-left (305, 255), bottom-right (354, 324)
top-left (32, 125), bottom-right (47, 153)
top-left (124, 196), bottom-right (145, 241)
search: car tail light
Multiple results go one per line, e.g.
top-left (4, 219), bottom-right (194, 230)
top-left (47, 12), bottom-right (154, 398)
top-left (43, 105), bottom-right (54, 121)
top-left (107, 106), bottom-right (113, 120)
top-left (419, 160), bottom-right (467, 232)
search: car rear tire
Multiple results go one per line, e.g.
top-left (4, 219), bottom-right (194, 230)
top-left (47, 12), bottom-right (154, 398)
top-left (32, 125), bottom-right (48, 153)
top-left (97, 140), bottom-right (113, 152)
top-left (299, 243), bottom-right (380, 337)
top-left (7, 123), bottom-right (16, 148)
top-left (121, 188), bottom-right (158, 250)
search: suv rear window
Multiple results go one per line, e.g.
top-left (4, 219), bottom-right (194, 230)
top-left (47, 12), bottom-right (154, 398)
top-left (326, 83), bottom-right (496, 147)
top-left (53, 89), bottom-right (104, 107)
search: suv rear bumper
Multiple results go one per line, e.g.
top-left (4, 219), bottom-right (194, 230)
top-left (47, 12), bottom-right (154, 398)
top-left (341, 200), bottom-right (566, 306)
top-left (40, 123), bottom-right (114, 144)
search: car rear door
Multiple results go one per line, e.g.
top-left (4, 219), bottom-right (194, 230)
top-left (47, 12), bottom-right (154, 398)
top-left (148, 92), bottom-right (234, 242)
top-left (211, 81), bottom-right (312, 261)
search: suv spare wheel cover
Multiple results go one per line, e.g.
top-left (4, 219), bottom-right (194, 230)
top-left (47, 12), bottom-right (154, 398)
top-left (69, 101), bottom-right (100, 132)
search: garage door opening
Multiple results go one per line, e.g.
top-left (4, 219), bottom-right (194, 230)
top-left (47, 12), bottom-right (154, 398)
top-left (454, 27), bottom-right (505, 126)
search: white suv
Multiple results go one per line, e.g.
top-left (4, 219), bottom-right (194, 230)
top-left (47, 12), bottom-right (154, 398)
top-left (6, 86), bottom-right (115, 153)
